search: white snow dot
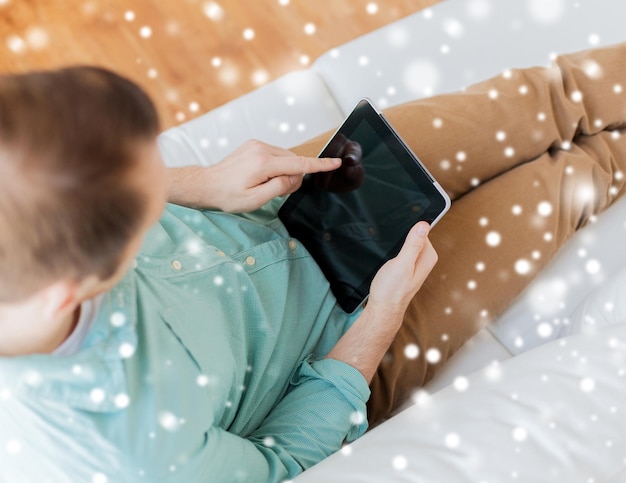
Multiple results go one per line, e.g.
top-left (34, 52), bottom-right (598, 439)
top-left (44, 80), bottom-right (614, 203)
top-left (24, 370), bottom-right (42, 387)
top-left (197, 374), bottom-right (210, 387)
top-left (515, 259), bottom-right (531, 275)
top-left (479, 217), bottom-right (489, 227)
top-left (350, 411), bottom-right (366, 425)
top-left (299, 55), bottom-right (310, 66)
top-left (5, 440), bottom-right (22, 455)
top-left (486, 231), bottom-right (501, 247)
top-left (512, 427), bottom-right (528, 442)
top-left (445, 432), bottom-right (461, 448)
top-left (139, 26), bottom-right (152, 38)
top-left (528, 0), bottom-right (565, 23)
top-left (476, 261), bottom-right (485, 272)
top-left (403, 60), bottom-right (440, 96)
top-left (203, 2), bottom-right (224, 21)
top-left (426, 348), bottom-right (441, 364)
top-left (504, 146), bottom-right (515, 157)
top-left (537, 112), bottom-right (547, 121)
top-left (119, 343), bottom-right (135, 359)
top-left (512, 204), bottom-right (522, 215)
top-left (466, 0), bottom-right (491, 19)
top-left (488, 89), bottom-right (499, 99)
top-left (114, 393), bottom-right (130, 409)
top-left (467, 280), bottom-right (477, 290)
top-left (485, 363), bottom-right (502, 381)
top-left (110, 312), bottom-right (126, 327)
top-left (124, 10), bottom-right (135, 21)
top-left (537, 322), bottom-right (553, 338)
top-left (25, 27), bottom-right (49, 51)
top-left (585, 259), bottom-right (601, 275)
top-left (211, 57), bottom-right (222, 67)
top-left (496, 130), bottom-right (506, 142)
top-left (453, 376), bottom-right (469, 392)
top-left (440, 159), bottom-right (451, 170)
top-left (392, 455), bottom-right (408, 470)
top-left (358, 55), bottom-right (369, 67)
top-left (537, 201), bottom-right (553, 217)
top-left (366, 2), bottom-right (378, 14)
top-left (519, 85), bottom-right (528, 95)
top-left (90, 388), bottom-right (106, 404)
top-left (303, 23), bottom-right (316, 35)
top-left (7, 35), bottom-right (27, 54)
top-left (263, 436), bottom-right (276, 447)
top-left (456, 151), bottom-right (466, 162)
top-left (580, 377), bottom-right (595, 392)
top-left (443, 18), bottom-right (465, 38)
top-left (92, 474), bottom-right (108, 483)
top-left (340, 445), bottom-right (353, 456)
top-left (147, 68), bottom-right (158, 79)
top-left (214, 275), bottom-right (224, 286)
top-left (571, 90), bottom-right (583, 103)
top-left (159, 411), bottom-right (180, 431)
top-left (440, 44), bottom-right (450, 55)
top-left (189, 101), bottom-right (200, 112)
top-left (252, 69), bottom-right (269, 86)
top-left (243, 28), bottom-right (255, 40)
top-left (588, 33), bottom-right (600, 46)
top-left (432, 117), bottom-right (443, 128)
top-left (404, 344), bottom-right (420, 360)
top-left (582, 59), bottom-right (602, 79)
top-left (614, 84), bottom-right (623, 94)
top-left (279, 122), bottom-right (290, 133)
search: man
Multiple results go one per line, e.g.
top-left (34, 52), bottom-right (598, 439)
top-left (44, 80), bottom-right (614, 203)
top-left (2, 41), bottom-right (626, 481)
top-left (0, 66), bottom-right (435, 482)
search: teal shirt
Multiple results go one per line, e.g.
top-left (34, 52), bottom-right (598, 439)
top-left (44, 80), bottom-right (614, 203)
top-left (0, 203), bottom-right (369, 482)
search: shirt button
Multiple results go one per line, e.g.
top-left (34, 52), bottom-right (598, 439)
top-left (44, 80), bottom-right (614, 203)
top-left (171, 260), bottom-right (182, 270)
top-left (245, 256), bottom-right (256, 266)
top-left (288, 240), bottom-right (297, 251)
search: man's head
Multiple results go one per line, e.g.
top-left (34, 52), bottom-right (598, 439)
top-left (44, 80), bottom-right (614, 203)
top-left (0, 66), bottom-right (167, 306)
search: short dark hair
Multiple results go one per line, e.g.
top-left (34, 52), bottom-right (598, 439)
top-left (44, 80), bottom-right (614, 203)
top-left (0, 66), bottom-right (160, 302)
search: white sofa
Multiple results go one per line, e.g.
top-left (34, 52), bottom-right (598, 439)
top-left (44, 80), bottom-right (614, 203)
top-left (158, 0), bottom-right (626, 481)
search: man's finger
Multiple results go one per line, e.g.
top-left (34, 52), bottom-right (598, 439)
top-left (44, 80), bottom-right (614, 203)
top-left (396, 222), bottom-right (430, 265)
top-left (267, 155), bottom-right (342, 177)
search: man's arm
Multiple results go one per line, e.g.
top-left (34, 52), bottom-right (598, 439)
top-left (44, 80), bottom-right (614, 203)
top-left (326, 222), bottom-right (437, 382)
top-left (166, 139), bottom-right (341, 213)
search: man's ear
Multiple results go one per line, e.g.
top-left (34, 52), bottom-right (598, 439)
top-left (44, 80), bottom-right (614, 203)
top-left (39, 276), bottom-right (99, 321)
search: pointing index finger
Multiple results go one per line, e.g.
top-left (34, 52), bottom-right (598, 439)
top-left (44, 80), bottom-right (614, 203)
top-left (279, 155), bottom-right (342, 176)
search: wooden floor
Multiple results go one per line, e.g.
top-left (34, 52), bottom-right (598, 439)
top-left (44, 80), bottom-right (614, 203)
top-left (0, 0), bottom-right (439, 129)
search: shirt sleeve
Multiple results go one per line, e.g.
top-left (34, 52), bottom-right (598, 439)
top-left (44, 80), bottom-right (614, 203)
top-left (172, 358), bottom-right (370, 483)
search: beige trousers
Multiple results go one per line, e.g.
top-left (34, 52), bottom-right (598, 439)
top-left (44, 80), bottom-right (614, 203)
top-left (293, 42), bottom-right (626, 424)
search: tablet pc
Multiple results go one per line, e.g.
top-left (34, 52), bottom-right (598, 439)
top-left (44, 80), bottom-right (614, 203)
top-left (278, 98), bottom-right (450, 313)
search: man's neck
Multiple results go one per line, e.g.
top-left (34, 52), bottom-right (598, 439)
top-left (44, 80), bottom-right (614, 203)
top-left (0, 303), bottom-right (82, 357)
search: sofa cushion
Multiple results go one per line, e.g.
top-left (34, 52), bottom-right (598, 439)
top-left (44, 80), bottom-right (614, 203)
top-left (157, 70), bottom-right (344, 167)
top-left (312, 0), bottom-right (626, 114)
top-left (295, 322), bottom-right (626, 482)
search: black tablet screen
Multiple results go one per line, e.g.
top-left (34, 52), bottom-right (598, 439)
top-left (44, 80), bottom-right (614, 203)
top-left (278, 99), bottom-right (449, 313)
